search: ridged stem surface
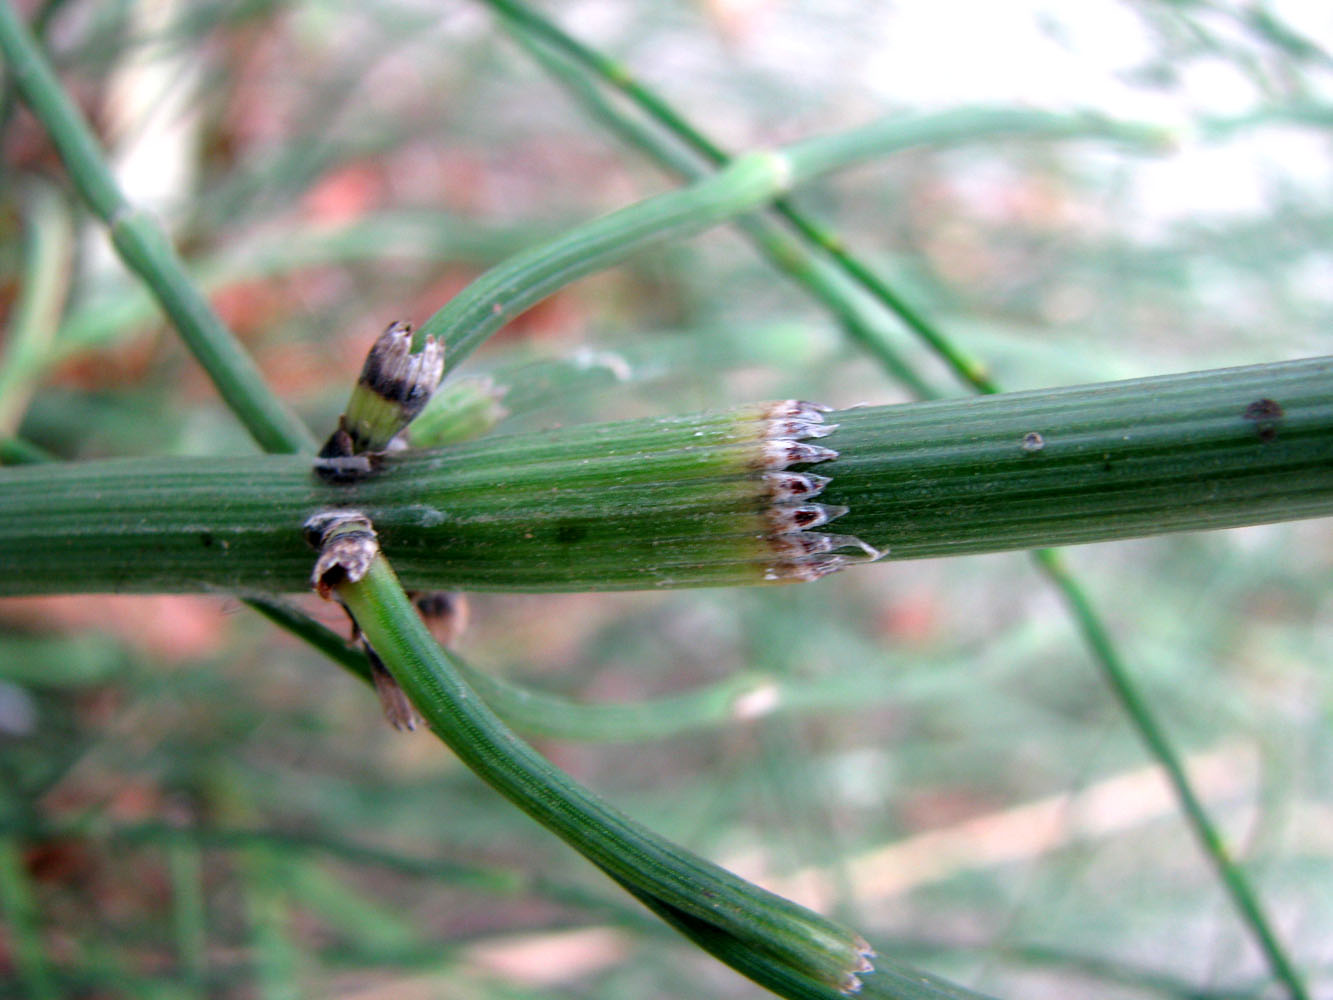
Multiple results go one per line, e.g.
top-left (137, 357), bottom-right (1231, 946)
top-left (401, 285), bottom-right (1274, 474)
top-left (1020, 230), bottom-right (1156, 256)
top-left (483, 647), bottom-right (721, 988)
top-left (1, 357), bottom-right (1327, 595)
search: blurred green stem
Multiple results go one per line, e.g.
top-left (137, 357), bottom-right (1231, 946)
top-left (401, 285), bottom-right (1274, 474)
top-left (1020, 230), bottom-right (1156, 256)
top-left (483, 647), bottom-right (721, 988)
top-left (0, 179), bottom-right (73, 435)
top-left (0, 435), bottom-right (54, 464)
top-left (250, 595), bottom-right (834, 742)
top-left (416, 101), bottom-right (1157, 375)
top-left (166, 835), bottom-right (208, 996)
top-left (1034, 548), bottom-right (1311, 999)
top-left (0, 1), bottom-right (314, 454)
top-left (504, 27), bottom-right (939, 398)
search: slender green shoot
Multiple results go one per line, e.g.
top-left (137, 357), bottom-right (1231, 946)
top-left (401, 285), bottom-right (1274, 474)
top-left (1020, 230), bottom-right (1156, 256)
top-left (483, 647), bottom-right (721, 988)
top-left (415, 102), bottom-right (1158, 377)
top-left (0, 1), bottom-right (314, 454)
top-left (166, 834), bottom-right (209, 996)
top-left (1034, 548), bottom-right (1311, 1000)
top-left (0, 178), bottom-right (73, 435)
top-left (0, 435), bottom-right (55, 464)
top-left (503, 27), bottom-right (941, 399)
top-left (307, 512), bottom-right (885, 997)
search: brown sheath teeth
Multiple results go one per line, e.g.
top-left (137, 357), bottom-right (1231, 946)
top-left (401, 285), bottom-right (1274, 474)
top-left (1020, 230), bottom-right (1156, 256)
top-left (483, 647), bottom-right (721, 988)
top-left (756, 401), bottom-right (884, 582)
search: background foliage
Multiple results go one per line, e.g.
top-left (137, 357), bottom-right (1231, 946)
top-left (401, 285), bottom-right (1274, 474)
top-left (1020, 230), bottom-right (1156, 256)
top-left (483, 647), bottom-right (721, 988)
top-left (1, 2), bottom-right (1331, 998)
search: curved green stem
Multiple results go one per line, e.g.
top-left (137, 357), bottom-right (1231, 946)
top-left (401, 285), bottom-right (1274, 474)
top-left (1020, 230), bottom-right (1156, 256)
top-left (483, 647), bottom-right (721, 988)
top-left (0, 1), bottom-right (314, 454)
top-left (321, 525), bottom-right (879, 996)
top-left (417, 102), bottom-right (1156, 376)
top-left (0, 179), bottom-right (73, 435)
top-left (247, 595), bottom-right (875, 743)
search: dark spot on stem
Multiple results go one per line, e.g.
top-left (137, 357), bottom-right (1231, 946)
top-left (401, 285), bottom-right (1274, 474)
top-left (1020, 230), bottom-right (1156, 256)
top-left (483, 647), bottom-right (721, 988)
top-left (554, 522), bottom-right (587, 545)
top-left (199, 531), bottom-right (214, 548)
top-left (1242, 398), bottom-right (1283, 442)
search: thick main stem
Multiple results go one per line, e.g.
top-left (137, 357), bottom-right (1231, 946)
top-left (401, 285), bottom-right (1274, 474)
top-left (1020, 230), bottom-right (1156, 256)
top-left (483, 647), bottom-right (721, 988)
top-left (1, 357), bottom-right (1328, 595)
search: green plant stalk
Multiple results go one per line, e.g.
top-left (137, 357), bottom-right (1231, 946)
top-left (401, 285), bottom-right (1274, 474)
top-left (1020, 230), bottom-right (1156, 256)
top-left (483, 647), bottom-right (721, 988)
top-left (503, 27), bottom-right (940, 399)
top-left (1034, 548), bottom-right (1311, 998)
top-left (482, 10), bottom-right (1312, 994)
top-left (1, 357), bottom-right (1329, 596)
top-left (0, 179), bottom-right (73, 434)
top-left (4, 211), bottom-right (556, 389)
top-left (0, 434), bottom-right (56, 464)
top-left (482, 0), bottom-right (1080, 392)
top-left (166, 835), bottom-right (208, 996)
top-left (607, 869), bottom-right (994, 1000)
top-left (0, 1), bottom-right (314, 454)
top-left (326, 534), bottom-right (876, 994)
top-left (416, 104), bottom-right (1158, 376)
top-left (250, 595), bottom-right (830, 743)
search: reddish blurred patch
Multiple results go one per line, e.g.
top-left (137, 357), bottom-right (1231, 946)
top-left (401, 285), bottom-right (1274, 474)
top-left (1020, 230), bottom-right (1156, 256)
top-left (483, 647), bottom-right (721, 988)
top-left (209, 277), bottom-right (292, 337)
top-left (23, 838), bottom-right (96, 885)
top-left (302, 163), bottom-right (384, 224)
top-left (0, 595), bottom-right (230, 663)
top-left (875, 593), bottom-right (940, 645)
top-left (49, 332), bottom-right (160, 392)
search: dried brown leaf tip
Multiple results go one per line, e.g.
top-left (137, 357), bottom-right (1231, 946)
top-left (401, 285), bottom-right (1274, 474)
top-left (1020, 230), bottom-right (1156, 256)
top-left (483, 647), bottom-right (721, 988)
top-left (316, 321), bottom-right (445, 483)
top-left (305, 510), bottom-right (379, 599)
top-left (756, 401), bottom-right (884, 582)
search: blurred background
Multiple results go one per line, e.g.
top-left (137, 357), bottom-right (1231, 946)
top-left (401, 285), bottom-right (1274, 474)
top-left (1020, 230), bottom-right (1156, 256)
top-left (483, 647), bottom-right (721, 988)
top-left (1, 1), bottom-right (1332, 997)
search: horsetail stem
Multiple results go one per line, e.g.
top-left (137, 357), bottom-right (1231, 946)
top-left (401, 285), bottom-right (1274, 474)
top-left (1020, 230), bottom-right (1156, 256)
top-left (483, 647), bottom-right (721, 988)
top-left (1, 357), bottom-right (1330, 596)
top-left (305, 512), bottom-right (877, 994)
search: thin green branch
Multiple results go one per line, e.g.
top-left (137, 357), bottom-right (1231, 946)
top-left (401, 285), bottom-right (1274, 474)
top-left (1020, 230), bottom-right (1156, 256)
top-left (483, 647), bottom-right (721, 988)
top-left (1034, 548), bottom-right (1310, 999)
top-left (247, 595), bottom-right (889, 743)
top-left (504, 27), bottom-right (940, 399)
top-left (0, 179), bottom-right (73, 435)
top-left (472, 5), bottom-right (1311, 996)
top-left (315, 517), bottom-right (883, 997)
top-left (166, 836), bottom-right (208, 997)
top-left (0, 1), bottom-right (314, 454)
top-left (0, 436), bottom-right (55, 464)
top-left (416, 99), bottom-right (1156, 376)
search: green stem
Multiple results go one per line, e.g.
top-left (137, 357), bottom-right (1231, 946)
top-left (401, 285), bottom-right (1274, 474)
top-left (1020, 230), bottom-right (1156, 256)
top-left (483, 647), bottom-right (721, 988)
top-left (1034, 549), bottom-right (1310, 1000)
top-left (0, 435), bottom-right (55, 464)
top-left (328, 534), bottom-right (876, 994)
top-left (2, 357), bottom-right (1329, 595)
top-left (248, 595), bottom-right (859, 743)
top-left (417, 103), bottom-right (1156, 376)
top-left (483, 0), bottom-right (1068, 393)
top-left (504, 27), bottom-right (940, 399)
top-left (0, 1), bottom-right (314, 454)
top-left (166, 835), bottom-right (208, 996)
top-left (0, 179), bottom-right (73, 434)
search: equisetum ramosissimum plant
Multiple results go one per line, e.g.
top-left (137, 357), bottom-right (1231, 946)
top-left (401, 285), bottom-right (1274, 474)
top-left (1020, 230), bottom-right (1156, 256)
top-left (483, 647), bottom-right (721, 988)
top-left (1, 3), bottom-right (1331, 999)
